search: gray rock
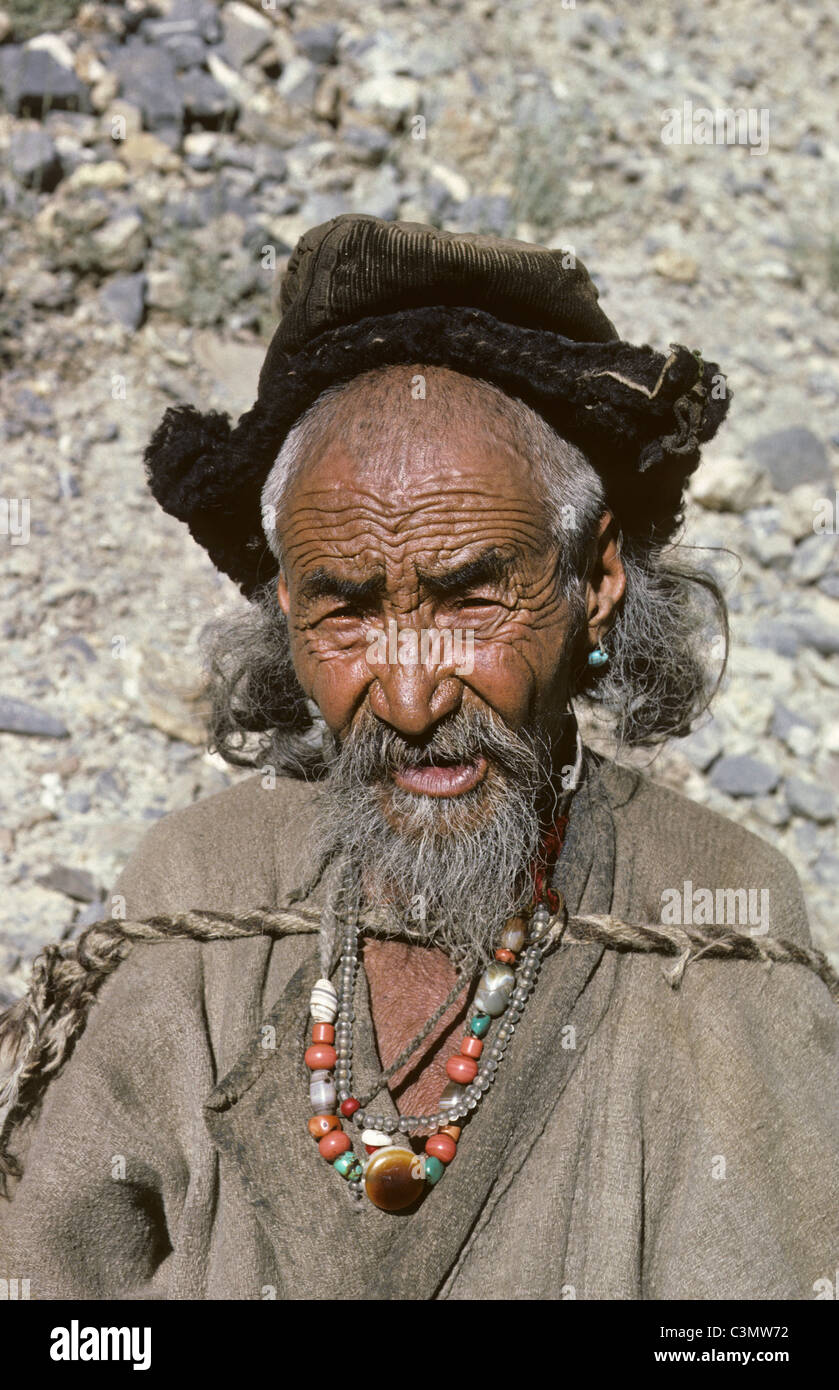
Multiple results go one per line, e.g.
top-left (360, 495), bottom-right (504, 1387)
top-left (0, 44), bottom-right (90, 116)
top-left (298, 191), bottom-right (351, 224)
top-left (813, 853), bottom-right (839, 887)
top-left (142, 0), bottom-right (221, 45)
top-left (276, 56), bottom-right (320, 106)
top-left (92, 212), bottom-right (146, 273)
top-left (453, 193), bottom-right (512, 236)
top-left (819, 574), bottom-right (839, 600)
top-left (771, 703), bottom-right (815, 742)
top-left (94, 768), bottom-right (125, 804)
top-left (747, 621), bottom-right (802, 658)
top-left (749, 425), bottom-right (829, 493)
top-left (752, 795), bottom-right (790, 828)
top-left (294, 23), bottom-right (341, 65)
top-left (342, 123), bottom-right (390, 165)
top-left (99, 271), bottom-right (147, 329)
top-left (785, 778), bottom-right (837, 824)
top-left (114, 42), bottom-right (184, 133)
top-left (57, 469), bottom-right (81, 498)
top-left (36, 864), bottom-right (100, 902)
top-left (351, 73), bottom-right (421, 129)
top-left (9, 127), bottom-right (63, 190)
top-left (73, 898), bottom-right (109, 930)
top-left (220, 2), bottom-right (273, 69)
top-left (678, 721), bottom-right (723, 771)
top-left (29, 268), bottom-right (77, 309)
top-left (790, 533), bottom-right (833, 584)
top-left (350, 163), bottom-right (402, 220)
top-left (64, 791), bottom-right (92, 814)
top-left (740, 507), bottom-right (794, 568)
top-left (252, 144), bottom-right (289, 186)
top-left (179, 67), bottom-right (238, 130)
top-left (710, 755), bottom-right (779, 797)
top-left (162, 33), bottom-right (207, 70)
top-left (788, 615), bottom-right (839, 657)
top-left (0, 695), bottom-right (69, 738)
top-left (792, 820), bottom-right (822, 863)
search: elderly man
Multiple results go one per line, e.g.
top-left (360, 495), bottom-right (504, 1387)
top-left (1, 215), bottom-right (838, 1301)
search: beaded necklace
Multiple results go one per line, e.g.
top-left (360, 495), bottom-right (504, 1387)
top-left (303, 814), bottom-right (571, 1212)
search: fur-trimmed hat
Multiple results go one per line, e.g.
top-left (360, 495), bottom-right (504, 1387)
top-left (144, 214), bottom-right (730, 597)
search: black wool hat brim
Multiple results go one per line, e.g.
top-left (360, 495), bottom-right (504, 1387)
top-left (144, 304), bottom-right (730, 598)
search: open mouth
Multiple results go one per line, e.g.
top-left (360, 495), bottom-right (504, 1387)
top-left (391, 755), bottom-right (489, 798)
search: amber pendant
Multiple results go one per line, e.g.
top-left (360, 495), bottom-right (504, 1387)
top-left (363, 1145), bottom-right (426, 1212)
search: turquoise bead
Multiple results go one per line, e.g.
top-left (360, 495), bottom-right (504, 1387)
top-left (588, 647), bottom-right (608, 667)
top-left (470, 1013), bottom-right (491, 1038)
top-left (424, 1155), bottom-right (445, 1185)
top-left (333, 1152), bottom-right (359, 1177)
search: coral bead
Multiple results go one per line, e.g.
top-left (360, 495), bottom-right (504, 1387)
top-left (461, 1035), bottom-right (483, 1059)
top-left (318, 1130), bottom-right (351, 1160)
top-left (340, 1097), bottom-right (360, 1118)
top-left (426, 1133), bottom-right (457, 1164)
top-left (440, 1124), bottom-right (461, 1142)
top-left (495, 948), bottom-right (516, 964)
top-left (308, 1114), bottom-right (340, 1139)
top-left (305, 1043), bottom-right (337, 1070)
top-left (445, 1054), bottom-right (478, 1084)
top-left (312, 1023), bottom-right (335, 1044)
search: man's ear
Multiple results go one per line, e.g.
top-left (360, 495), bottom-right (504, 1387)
top-left (277, 573), bottom-right (290, 617)
top-left (585, 511), bottom-right (626, 646)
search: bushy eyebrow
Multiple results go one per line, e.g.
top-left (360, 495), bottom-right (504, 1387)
top-left (416, 548), bottom-right (515, 595)
top-left (297, 568), bottom-right (387, 604)
top-left (297, 548), bottom-right (515, 606)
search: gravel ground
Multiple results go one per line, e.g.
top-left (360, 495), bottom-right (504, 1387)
top-left (1, 0), bottom-right (837, 1004)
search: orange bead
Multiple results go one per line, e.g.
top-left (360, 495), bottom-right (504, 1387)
top-left (461, 1035), bottom-right (483, 1059)
top-left (440, 1124), bottom-right (461, 1142)
top-left (495, 948), bottom-right (516, 964)
top-left (318, 1129), bottom-right (351, 1160)
top-left (446, 1054), bottom-right (478, 1084)
top-left (305, 1043), bottom-right (337, 1070)
top-left (426, 1133), bottom-right (457, 1164)
top-left (308, 1114), bottom-right (340, 1139)
top-left (364, 1146), bottom-right (425, 1212)
top-left (312, 1022), bottom-right (335, 1044)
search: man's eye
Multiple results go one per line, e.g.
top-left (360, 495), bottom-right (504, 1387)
top-left (456, 595), bottom-right (500, 609)
top-left (323, 606), bottom-right (367, 620)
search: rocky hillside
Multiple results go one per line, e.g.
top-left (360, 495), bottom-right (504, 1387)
top-left (1, 0), bottom-right (837, 1003)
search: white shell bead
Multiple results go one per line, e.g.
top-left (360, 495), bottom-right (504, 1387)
top-left (361, 1129), bottom-right (393, 1149)
top-left (309, 978), bottom-right (338, 1023)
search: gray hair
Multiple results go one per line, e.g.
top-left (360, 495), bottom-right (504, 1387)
top-left (204, 369), bottom-right (727, 768)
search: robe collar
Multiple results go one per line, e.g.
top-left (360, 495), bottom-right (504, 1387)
top-left (203, 751), bottom-right (617, 1298)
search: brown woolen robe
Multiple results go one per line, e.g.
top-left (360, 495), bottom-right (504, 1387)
top-left (1, 756), bottom-right (838, 1300)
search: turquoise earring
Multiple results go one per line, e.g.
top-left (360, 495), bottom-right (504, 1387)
top-left (588, 641), bottom-right (608, 668)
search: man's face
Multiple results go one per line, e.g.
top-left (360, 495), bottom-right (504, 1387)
top-left (277, 372), bottom-right (578, 826)
top-left (275, 367), bottom-right (622, 950)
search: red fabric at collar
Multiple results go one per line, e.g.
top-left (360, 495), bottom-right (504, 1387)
top-left (531, 814), bottom-right (569, 912)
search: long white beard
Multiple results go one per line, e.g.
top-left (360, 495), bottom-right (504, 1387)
top-left (312, 705), bottom-right (564, 966)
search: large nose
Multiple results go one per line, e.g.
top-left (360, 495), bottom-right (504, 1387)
top-left (368, 663), bottom-right (463, 738)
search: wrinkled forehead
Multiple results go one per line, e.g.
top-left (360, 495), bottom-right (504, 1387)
top-left (278, 424), bottom-right (547, 576)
